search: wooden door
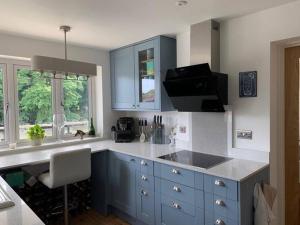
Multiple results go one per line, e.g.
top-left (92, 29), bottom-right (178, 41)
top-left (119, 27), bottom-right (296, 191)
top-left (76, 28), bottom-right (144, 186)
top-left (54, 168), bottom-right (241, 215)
top-left (285, 46), bottom-right (300, 225)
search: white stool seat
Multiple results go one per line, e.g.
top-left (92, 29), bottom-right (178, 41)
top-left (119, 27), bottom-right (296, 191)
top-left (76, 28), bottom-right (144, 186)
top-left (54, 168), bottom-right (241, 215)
top-left (39, 148), bottom-right (91, 189)
top-left (38, 172), bottom-right (51, 188)
top-left (38, 148), bottom-right (91, 225)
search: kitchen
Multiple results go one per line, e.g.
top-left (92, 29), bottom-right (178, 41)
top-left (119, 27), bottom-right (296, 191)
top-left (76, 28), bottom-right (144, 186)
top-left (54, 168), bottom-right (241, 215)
top-left (0, 1), bottom-right (299, 225)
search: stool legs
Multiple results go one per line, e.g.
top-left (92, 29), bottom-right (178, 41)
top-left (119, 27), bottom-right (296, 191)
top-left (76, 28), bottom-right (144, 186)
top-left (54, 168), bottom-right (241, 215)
top-left (64, 185), bottom-right (69, 225)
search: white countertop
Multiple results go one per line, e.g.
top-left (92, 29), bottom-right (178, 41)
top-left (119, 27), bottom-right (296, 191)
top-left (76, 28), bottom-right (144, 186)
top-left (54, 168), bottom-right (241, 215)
top-left (0, 139), bottom-right (269, 225)
top-left (0, 140), bottom-right (269, 181)
top-left (0, 176), bottom-right (44, 225)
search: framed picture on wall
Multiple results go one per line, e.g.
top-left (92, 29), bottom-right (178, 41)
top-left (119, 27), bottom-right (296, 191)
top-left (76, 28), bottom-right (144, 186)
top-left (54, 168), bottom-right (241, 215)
top-left (239, 71), bottom-right (257, 97)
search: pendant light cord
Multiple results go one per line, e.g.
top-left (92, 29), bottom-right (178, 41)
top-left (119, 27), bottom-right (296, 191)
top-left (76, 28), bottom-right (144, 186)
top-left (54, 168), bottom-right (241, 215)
top-left (64, 29), bottom-right (67, 61)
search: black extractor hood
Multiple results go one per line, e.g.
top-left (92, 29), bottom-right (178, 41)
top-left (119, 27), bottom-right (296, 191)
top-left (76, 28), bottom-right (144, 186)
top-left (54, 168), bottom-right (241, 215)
top-left (163, 63), bottom-right (228, 112)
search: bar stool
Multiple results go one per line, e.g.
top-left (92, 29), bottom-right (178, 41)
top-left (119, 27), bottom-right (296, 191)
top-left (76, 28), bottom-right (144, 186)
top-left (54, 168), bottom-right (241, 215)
top-left (38, 148), bottom-right (91, 225)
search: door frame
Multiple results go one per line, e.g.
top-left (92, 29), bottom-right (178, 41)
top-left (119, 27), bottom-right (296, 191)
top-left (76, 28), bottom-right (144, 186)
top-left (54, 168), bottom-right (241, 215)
top-left (271, 38), bottom-right (300, 225)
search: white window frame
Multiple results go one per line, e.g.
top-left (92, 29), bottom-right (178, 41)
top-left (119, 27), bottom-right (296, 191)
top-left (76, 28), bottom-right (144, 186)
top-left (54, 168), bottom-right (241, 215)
top-left (0, 63), bottom-right (9, 145)
top-left (0, 58), bottom-right (94, 145)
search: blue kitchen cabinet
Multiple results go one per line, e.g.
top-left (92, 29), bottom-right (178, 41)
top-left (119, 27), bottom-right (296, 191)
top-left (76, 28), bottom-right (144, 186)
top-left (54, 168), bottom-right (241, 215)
top-left (93, 151), bottom-right (269, 225)
top-left (154, 163), bottom-right (205, 225)
top-left (108, 152), bottom-right (137, 218)
top-left (110, 36), bottom-right (176, 111)
top-left (136, 187), bottom-right (155, 225)
top-left (91, 151), bottom-right (109, 215)
top-left (110, 46), bottom-right (136, 110)
top-left (136, 158), bottom-right (155, 225)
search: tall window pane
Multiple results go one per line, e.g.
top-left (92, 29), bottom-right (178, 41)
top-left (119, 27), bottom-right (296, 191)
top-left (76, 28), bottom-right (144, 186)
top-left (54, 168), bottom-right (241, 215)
top-left (63, 76), bottom-right (89, 135)
top-left (17, 68), bottom-right (53, 139)
top-left (0, 66), bottom-right (4, 142)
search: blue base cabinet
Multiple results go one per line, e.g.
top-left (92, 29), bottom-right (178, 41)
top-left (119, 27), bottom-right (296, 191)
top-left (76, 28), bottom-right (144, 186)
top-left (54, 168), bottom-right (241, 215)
top-left (108, 152), bottom-right (137, 218)
top-left (137, 186), bottom-right (155, 225)
top-left (91, 151), bottom-right (269, 225)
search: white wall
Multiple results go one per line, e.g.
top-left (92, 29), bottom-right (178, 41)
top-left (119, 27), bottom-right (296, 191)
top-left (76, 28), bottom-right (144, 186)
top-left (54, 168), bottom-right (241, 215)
top-left (220, 1), bottom-right (300, 224)
top-left (0, 32), bottom-right (121, 138)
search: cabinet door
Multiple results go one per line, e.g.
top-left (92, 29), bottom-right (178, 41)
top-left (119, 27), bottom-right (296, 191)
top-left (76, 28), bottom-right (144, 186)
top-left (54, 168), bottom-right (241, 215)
top-left (134, 39), bottom-right (160, 110)
top-left (137, 187), bottom-right (155, 225)
top-left (109, 152), bottom-right (137, 217)
top-left (91, 151), bottom-right (109, 215)
top-left (111, 47), bottom-right (136, 110)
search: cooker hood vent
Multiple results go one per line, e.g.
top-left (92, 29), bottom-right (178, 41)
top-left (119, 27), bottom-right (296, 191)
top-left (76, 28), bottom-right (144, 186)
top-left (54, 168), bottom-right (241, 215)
top-left (163, 19), bottom-right (228, 112)
top-left (163, 63), bottom-right (228, 112)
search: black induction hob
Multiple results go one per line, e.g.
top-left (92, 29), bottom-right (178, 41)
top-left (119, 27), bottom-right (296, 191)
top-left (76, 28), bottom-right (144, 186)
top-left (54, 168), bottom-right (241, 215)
top-left (158, 150), bottom-right (232, 169)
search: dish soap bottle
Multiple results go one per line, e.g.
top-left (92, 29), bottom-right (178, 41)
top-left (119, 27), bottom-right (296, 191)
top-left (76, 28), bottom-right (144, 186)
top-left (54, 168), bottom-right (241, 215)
top-left (88, 118), bottom-right (96, 136)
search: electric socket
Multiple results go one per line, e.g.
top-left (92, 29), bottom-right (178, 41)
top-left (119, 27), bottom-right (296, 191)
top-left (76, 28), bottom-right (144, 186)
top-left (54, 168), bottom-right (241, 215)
top-left (236, 130), bottom-right (252, 139)
top-left (179, 126), bottom-right (186, 134)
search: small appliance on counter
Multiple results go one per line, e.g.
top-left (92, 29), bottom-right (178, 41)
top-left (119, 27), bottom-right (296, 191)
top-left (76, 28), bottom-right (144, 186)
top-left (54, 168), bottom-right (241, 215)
top-left (115, 117), bottom-right (135, 143)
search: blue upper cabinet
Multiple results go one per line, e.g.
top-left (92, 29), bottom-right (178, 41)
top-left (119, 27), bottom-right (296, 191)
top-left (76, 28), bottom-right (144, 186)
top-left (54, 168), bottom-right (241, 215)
top-left (110, 46), bottom-right (136, 110)
top-left (110, 36), bottom-right (176, 111)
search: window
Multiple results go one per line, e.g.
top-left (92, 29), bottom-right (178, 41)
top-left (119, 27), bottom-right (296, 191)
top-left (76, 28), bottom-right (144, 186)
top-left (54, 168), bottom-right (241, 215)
top-left (0, 65), bottom-right (6, 142)
top-left (16, 67), bottom-right (53, 139)
top-left (0, 58), bottom-right (94, 145)
top-left (63, 76), bottom-right (90, 135)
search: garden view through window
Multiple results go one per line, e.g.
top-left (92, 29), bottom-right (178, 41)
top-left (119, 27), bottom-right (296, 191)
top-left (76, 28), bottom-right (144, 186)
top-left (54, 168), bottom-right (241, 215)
top-left (17, 68), bottom-right (53, 139)
top-left (17, 68), bottom-right (90, 140)
top-left (63, 75), bottom-right (89, 135)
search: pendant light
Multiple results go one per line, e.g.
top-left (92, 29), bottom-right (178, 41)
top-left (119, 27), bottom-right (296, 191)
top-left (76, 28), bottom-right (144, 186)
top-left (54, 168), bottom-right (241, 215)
top-left (31, 25), bottom-right (97, 79)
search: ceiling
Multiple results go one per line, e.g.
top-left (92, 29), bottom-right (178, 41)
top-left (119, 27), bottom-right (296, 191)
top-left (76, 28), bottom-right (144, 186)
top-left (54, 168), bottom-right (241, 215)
top-left (0, 0), bottom-right (297, 50)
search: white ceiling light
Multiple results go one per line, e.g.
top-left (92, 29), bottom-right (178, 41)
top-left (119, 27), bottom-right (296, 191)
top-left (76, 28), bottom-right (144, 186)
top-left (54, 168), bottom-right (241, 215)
top-left (31, 25), bottom-right (97, 79)
top-left (176, 0), bottom-right (188, 6)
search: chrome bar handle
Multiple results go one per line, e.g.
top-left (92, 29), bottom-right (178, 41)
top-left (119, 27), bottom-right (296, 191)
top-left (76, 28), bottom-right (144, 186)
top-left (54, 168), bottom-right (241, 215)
top-left (215, 199), bottom-right (226, 207)
top-left (214, 180), bottom-right (225, 187)
top-left (215, 219), bottom-right (225, 225)
top-left (172, 168), bottom-right (180, 174)
top-left (173, 186), bottom-right (181, 192)
top-left (141, 160), bottom-right (147, 166)
top-left (141, 190), bottom-right (148, 196)
top-left (172, 202), bottom-right (181, 209)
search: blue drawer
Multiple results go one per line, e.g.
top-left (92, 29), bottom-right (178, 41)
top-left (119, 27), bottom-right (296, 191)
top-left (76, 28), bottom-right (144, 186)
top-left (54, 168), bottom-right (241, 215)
top-left (205, 212), bottom-right (239, 225)
top-left (161, 195), bottom-right (196, 217)
top-left (136, 172), bottom-right (154, 191)
top-left (205, 193), bottom-right (239, 221)
top-left (160, 179), bottom-right (195, 205)
top-left (155, 162), bottom-right (195, 187)
top-left (204, 175), bottom-right (238, 201)
top-left (137, 158), bottom-right (154, 175)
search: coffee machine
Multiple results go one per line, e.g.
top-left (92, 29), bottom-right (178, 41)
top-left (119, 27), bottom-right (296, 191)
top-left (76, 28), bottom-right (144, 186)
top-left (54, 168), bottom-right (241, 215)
top-left (115, 117), bottom-right (135, 143)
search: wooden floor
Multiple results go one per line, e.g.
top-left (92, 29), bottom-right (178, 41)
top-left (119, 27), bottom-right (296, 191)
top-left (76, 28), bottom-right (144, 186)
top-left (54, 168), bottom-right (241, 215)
top-left (53, 210), bottom-right (129, 225)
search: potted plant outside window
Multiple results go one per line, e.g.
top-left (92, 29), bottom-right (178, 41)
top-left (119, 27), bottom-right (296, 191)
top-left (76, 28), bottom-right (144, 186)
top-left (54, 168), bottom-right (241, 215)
top-left (27, 124), bottom-right (46, 146)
